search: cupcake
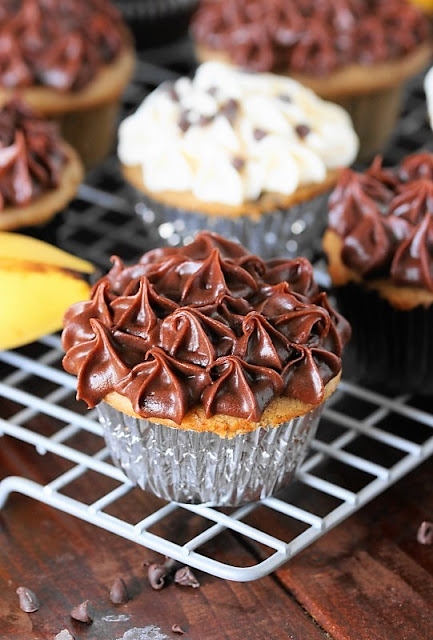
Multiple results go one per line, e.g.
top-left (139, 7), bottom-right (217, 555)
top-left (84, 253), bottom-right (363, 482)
top-left (0, 98), bottom-right (83, 232)
top-left (323, 152), bottom-right (433, 393)
top-left (118, 62), bottom-right (358, 259)
top-left (0, 0), bottom-right (135, 167)
top-left (113, 0), bottom-right (198, 49)
top-left (62, 232), bottom-right (350, 506)
top-left (191, 0), bottom-right (432, 160)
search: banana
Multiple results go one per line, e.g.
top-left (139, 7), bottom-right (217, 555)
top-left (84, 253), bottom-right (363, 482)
top-left (0, 232), bottom-right (94, 351)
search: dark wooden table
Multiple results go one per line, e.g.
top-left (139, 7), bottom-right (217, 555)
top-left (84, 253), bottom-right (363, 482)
top-left (1, 414), bottom-right (433, 640)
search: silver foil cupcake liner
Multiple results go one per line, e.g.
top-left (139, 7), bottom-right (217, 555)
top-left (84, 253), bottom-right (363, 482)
top-left (96, 403), bottom-right (323, 506)
top-left (135, 192), bottom-right (330, 260)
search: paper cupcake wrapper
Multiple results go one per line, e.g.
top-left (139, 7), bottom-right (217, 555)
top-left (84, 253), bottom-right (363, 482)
top-left (136, 192), bottom-right (330, 261)
top-left (96, 403), bottom-right (323, 507)
top-left (334, 282), bottom-right (433, 394)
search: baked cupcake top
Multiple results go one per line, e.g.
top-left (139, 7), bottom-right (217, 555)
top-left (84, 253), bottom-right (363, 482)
top-left (0, 98), bottom-right (67, 210)
top-left (0, 0), bottom-right (124, 91)
top-left (118, 62), bottom-right (358, 207)
top-left (62, 232), bottom-right (350, 425)
top-left (327, 153), bottom-right (433, 290)
top-left (192, 0), bottom-right (430, 74)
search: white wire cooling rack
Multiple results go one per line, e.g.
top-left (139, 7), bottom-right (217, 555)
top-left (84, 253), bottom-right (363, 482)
top-left (1, 53), bottom-right (433, 583)
top-left (1, 333), bottom-right (432, 582)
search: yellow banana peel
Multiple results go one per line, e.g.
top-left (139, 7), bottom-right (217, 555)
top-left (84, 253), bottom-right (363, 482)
top-left (0, 232), bottom-right (94, 351)
top-left (409, 0), bottom-right (433, 10)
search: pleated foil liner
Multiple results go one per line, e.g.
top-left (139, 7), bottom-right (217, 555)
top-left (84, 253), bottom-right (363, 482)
top-left (96, 403), bottom-right (323, 507)
top-left (135, 192), bottom-right (330, 260)
top-left (334, 282), bottom-right (433, 394)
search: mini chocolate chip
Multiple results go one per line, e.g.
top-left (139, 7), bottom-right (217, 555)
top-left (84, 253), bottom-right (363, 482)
top-left (148, 564), bottom-right (167, 590)
top-left (278, 94), bottom-right (292, 103)
top-left (167, 85), bottom-right (179, 102)
top-left (253, 128), bottom-right (267, 141)
top-left (110, 577), bottom-right (129, 604)
top-left (220, 99), bottom-right (239, 124)
top-left (16, 586), bottom-right (39, 613)
top-left (417, 521), bottom-right (433, 545)
top-left (177, 114), bottom-right (190, 133)
top-left (70, 600), bottom-right (93, 624)
top-left (174, 566), bottom-right (200, 588)
top-left (54, 630), bottom-right (75, 640)
top-left (172, 624), bottom-right (185, 634)
top-left (207, 86), bottom-right (218, 96)
top-left (232, 156), bottom-right (245, 171)
top-left (295, 124), bottom-right (311, 139)
top-left (199, 114), bottom-right (214, 126)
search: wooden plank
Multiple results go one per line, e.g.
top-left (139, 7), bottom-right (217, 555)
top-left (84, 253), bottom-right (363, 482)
top-left (0, 435), bottom-right (329, 640)
top-left (243, 459), bottom-right (433, 640)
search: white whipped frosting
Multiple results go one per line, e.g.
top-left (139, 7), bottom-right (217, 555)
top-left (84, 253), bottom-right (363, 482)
top-left (425, 66), bottom-right (433, 129)
top-left (118, 62), bottom-right (359, 206)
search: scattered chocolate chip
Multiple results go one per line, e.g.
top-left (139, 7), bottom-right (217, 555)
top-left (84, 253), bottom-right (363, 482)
top-left (220, 99), bottom-right (239, 124)
top-left (110, 577), bottom-right (129, 604)
top-left (148, 564), bottom-right (168, 590)
top-left (172, 624), bottom-right (185, 634)
top-left (253, 128), bottom-right (267, 141)
top-left (417, 521), bottom-right (433, 545)
top-left (174, 566), bottom-right (200, 588)
top-left (295, 124), bottom-right (311, 139)
top-left (70, 600), bottom-right (93, 624)
top-left (177, 114), bottom-right (190, 133)
top-left (278, 94), bottom-right (292, 103)
top-left (54, 630), bottom-right (75, 640)
top-left (207, 86), bottom-right (218, 97)
top-left (232, 156), bottom-right (245, 171)
top-left (147, 557), bottom-right (181, 590)
top-left (16, 586), bottom-right (39, 613)
top-left (199, 114), bottom-right (214, 127)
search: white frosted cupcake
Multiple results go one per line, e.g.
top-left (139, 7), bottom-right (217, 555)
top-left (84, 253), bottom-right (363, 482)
top-left (118, 62), bottom-right (359, 259)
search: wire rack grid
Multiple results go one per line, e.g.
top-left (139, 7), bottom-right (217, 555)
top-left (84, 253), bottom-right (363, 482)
top-left (1, 333), bottom-right (432, 582)
top-left (1, 46), bottom-right (433, 582)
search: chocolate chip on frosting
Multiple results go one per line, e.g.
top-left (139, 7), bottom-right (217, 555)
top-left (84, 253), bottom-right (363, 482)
top-left (231, 156), bottom-right (245, 171)
top-left (295, 124), bottom-right (311, 139)
top-left (278, 94), bottom-right (292, 103)
top-left (16, 586), bottom-right (39, 613)
top-left (253, 128), bottom-right (268, 141)
top-left (219, 98), bottom-right (239, 124)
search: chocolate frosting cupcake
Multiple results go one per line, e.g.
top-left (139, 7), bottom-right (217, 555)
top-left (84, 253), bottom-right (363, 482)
top-left (0, 97), bottom-right (83, 231)
top-left (324, 152), bottom-right (433, 393)
top-left (63, 232), bottom-right (350, 430)
top-left (192, 0), bottom-right (429, 74)
top-left (0, 98), bottom-right (67, 210)
top-left (0, 0), bottom-right (123, 92)
top-left (326, 153), bottom-right (433, 294)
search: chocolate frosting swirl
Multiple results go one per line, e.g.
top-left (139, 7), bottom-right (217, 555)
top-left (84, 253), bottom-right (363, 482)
top-left (63, 233), bottom-right (349, 424)
top-left (0, 0), bottom-right (123, 91)
top-left (192, 0), bottom-right (429, 74)
top-left (0, 98), bottom-right (66, 210)
top-left (328, 153), bottom-right (433, 290)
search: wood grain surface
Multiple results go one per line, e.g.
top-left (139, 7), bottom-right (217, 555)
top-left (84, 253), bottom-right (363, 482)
top-left (0, 412), bottom-right (432, 640)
